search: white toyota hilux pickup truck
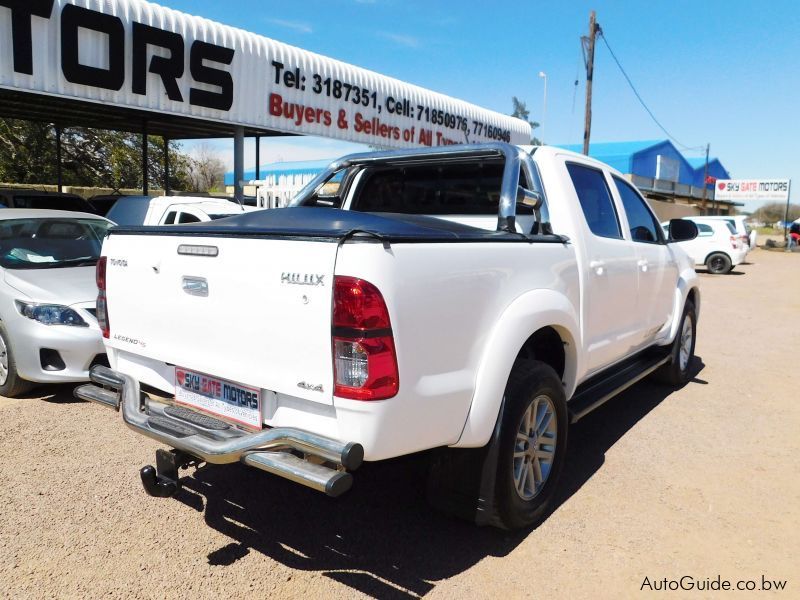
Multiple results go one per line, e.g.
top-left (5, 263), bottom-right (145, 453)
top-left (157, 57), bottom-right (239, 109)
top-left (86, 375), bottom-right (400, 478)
top-left (77, 143), bottom-right (700, 529)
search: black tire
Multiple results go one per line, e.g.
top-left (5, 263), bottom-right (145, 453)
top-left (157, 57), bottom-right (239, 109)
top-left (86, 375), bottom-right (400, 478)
top-left (494, 360), bottom-right (568, 529)
top-left (706, 252), bottom-right (732, 274)
top-left (653, 301), bottom-right (697, 387)
top-left (0, 322), bottom-right (33, 398)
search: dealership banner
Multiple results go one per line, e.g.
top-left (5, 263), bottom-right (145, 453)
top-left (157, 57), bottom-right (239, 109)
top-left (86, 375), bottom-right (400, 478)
top-left (0, 0), bottom-right (531, 148)
top-left (715, 179), bottom-right (791, 202)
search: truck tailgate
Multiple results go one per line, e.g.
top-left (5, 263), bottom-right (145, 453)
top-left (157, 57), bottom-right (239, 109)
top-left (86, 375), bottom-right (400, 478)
top-left (103, 233), bottom-right (337, 405)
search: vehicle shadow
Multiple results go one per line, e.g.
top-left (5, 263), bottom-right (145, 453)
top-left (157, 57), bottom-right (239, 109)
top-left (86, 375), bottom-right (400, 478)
top-left (173, 357), bottom-right (705, 599)
top-left (697, 269), bottom-right (746, 276)
top-left (24, 383), bottom-right (84, 403)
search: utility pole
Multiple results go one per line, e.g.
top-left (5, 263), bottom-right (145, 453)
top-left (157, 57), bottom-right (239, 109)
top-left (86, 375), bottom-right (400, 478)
top-left (538, 71), bottom-right (547, 145)
top-left (701, 143), bottom-right (710, 212)
top-left (582, 10), bottom-right (599, 156)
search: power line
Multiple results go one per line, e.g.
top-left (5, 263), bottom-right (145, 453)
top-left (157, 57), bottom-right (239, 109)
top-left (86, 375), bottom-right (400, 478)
top-left (598, 30), bottom-right (705, 152)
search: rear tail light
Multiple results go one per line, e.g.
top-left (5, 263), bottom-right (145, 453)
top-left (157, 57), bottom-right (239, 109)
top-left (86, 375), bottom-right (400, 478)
top-left (730, 235), bottom-right (739, 249)
top-left (332, 276), bottom-right (398, 400)
top-left (96, 257), bottom-right (109, 339)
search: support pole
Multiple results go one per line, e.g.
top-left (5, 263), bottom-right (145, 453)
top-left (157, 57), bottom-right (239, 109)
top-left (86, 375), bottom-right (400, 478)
top-left (701, 143), bottom-right (710, 212)
top-left (234, 126), bottom-right (245, 202)
top-left (255, 135), bottom-right (261, 181)
top-left (582, 10), bottom-right (598, 156)
top-left (164, 137), bottom-right (171, 196)
top-left (142, 120), bottom-right (149, 195)
top-left (55, 125), bottom-right (63, 194)
top-left (783, 180), bottom-right (793, 246)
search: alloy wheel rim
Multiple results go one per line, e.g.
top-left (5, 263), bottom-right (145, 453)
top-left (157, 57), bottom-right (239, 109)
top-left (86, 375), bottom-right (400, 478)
top-left (0, 334), bottom-right (8, 386)
top-left (710, 257), bottom-right (724, 272)
top-left (513, 394), bottom-right (557, 501)
top-left (679, 316), bottom-right (693, 371)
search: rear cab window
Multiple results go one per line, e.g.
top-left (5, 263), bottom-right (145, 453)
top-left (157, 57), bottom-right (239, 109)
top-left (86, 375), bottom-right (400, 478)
top-left (350, 160), bottom-right (505, 215)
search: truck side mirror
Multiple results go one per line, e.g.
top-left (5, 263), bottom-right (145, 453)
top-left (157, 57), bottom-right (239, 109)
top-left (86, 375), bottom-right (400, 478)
top-left (669, 219), bottom-right (698, 242)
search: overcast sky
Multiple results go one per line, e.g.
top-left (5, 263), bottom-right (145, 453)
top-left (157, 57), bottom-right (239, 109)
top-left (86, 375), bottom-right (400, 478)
top-left (164, 0), bottom-right (799, 212)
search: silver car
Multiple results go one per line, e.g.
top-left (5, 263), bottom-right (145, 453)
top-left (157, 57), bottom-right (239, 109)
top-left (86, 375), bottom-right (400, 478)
top-left (0, 210), bottom-right (112, 397)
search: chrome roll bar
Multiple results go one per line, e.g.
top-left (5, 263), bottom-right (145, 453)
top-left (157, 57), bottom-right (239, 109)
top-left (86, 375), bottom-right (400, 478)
top-left (290, 142), bottom-right (545, 233)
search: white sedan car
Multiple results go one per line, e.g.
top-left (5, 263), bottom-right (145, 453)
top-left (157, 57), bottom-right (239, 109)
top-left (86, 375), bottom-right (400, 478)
top-left (661, 218), bottom-right (746, 274)
top-left (0, 210), bottom-right (112, 397)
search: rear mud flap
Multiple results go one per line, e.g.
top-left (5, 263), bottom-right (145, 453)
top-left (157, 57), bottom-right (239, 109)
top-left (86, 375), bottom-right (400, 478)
top-left (426, 399), bottom-right (505, 527)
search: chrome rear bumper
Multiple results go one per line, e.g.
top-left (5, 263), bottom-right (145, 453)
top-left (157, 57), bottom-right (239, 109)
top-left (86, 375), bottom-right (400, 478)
top-left (75, 366), bottom-right (363, 497)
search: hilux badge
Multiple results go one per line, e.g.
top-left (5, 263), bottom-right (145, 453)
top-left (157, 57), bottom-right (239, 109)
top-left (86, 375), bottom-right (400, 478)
top-left (281, 273), bottom-right (325, 287)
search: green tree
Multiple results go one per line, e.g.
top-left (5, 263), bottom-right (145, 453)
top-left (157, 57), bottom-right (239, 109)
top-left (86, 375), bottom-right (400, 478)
top-left (0, 119), bottom-right (191, 191)
top-left (511, 97), bottom-right (542, 145)
top-left (752, 202), bottom-right (800, 224)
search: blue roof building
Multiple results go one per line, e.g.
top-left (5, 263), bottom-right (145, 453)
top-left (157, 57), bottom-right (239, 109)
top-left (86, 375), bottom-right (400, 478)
top-left (557, 140), bottom-right (730, 188)
top-left (556, 140), bottom-right (738, 216)
top-left (224, 159), bottom-right (333, 186)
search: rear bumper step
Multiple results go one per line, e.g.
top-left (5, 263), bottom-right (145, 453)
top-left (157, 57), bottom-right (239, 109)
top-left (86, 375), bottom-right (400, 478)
top-left (75, 365), bottom-right (363, 497)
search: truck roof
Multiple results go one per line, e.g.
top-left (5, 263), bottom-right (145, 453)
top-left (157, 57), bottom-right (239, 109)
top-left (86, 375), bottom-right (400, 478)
top-left (0, 208), bottom-right (108, 221)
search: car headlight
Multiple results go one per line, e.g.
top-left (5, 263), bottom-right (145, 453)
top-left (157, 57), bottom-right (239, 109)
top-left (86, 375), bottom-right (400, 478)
top-left (15, 301), bottom-right (89, 327)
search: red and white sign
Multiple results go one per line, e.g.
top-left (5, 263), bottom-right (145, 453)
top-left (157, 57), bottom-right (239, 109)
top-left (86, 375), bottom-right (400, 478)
top-left (0, 0), bottom-right (531, 149)
top-left (715, 179), bottom-right (790, 202)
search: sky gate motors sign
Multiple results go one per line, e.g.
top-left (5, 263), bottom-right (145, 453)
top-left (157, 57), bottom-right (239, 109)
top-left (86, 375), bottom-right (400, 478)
top-left (715, 179), bottom-right (791, 202)
top-left (0, 0), bottom-right (233, 110)
top-left (0, 0), bottom-right (530, 148)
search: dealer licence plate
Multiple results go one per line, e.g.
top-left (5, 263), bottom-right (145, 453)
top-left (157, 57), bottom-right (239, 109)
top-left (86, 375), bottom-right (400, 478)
top-left (174, 367), bottom-right (262, 430)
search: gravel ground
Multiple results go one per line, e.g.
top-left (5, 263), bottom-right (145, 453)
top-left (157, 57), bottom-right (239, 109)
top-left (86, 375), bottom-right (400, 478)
top-left (1, 248), bottom-right (798, 599)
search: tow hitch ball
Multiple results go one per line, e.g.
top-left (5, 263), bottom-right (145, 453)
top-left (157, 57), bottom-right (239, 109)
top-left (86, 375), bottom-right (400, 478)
top-left (140, 449), bottom-right (195, 498)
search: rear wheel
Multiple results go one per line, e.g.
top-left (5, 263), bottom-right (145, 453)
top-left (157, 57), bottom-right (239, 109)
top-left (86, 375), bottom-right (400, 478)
top-left (0, 323), bottom-right (33, 398)
top-left (706, 252), bottom-right (732, 274)
top-left (494, 360), bottom-right (568, 529)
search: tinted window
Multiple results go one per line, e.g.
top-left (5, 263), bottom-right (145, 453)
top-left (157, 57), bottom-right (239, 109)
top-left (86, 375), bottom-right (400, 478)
top-left (178, 213), bottom-right (201, 224)
top-left (105, 197), bottom-right (151, 226)
top-left (613, 177), bottom-right (662, 243)
top-left (354, 160), bottom-right (504, 215)
top-left (12, 195), bottom-right (93, 212)
top-left (163, 211), bottom-right (178, 225)
top-left (697, 223), bottom-right (713, 236)
top-left (566, 164), bottom-right (621, 239)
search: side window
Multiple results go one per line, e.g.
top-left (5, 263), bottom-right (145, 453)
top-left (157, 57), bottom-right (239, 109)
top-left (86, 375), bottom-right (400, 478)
top-left (566, 163), bottom-right (622, 239)
top-left (178, 212), bottom-right (201, 224)
top-left (696, 223), bottom-right (713, 236)
top-left (613, 176), bottom-right (662, 243)
top-left (163, 211), bottom-right (178, 225)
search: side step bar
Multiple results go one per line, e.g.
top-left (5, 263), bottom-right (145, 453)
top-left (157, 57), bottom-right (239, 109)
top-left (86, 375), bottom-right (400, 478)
top-left (568, 350), bottom-right (671, 423)
top-left (75, 365), bottom-right (363, 498)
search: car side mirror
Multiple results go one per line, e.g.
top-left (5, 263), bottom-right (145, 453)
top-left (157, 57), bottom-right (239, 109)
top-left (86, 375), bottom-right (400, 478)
top-left (669, 219), bottom-right (698, 242)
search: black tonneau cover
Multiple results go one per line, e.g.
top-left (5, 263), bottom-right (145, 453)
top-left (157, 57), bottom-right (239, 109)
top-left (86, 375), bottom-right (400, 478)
top-left (109, 207), bottom-right (564, 244)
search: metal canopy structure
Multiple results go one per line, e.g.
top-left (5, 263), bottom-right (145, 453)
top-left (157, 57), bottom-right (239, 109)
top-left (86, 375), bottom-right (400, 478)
top-left (0, 0), bottom-right (530, 200)
top-left (0, 88), bottom-right (287, 140)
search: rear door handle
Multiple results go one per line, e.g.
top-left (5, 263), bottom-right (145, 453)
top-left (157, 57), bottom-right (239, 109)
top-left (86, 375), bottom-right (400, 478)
top-left (589, 260), bottom-right (606, 276)
top-left (637, 259), bottom-right (649, 272)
